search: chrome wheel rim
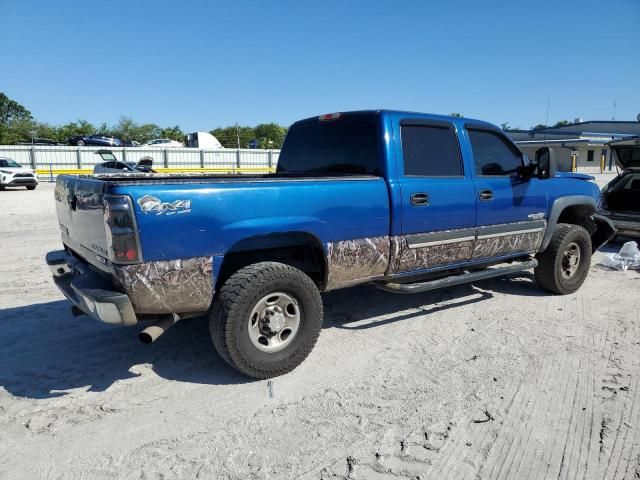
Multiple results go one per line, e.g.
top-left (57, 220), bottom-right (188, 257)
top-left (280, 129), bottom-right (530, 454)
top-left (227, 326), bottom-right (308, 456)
top-left (247, 292), bottom-right (301, 353)
top-left (561, 242), bottom-right (581, 279)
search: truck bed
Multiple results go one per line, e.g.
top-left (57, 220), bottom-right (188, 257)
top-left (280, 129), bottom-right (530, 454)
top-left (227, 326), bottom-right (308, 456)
top-left (86, 172), bottom-right (379, 185)
top-left (55, 173), bottom-right (391, 279)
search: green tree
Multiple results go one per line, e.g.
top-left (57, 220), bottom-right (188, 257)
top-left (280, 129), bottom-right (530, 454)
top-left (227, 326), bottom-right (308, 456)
top-left (54, 120), bottom-right (96, 143)
top-left (109, 116), bottom-right (162, 143)
top-left (0, 92), bottom-right (34, 144)
top-left (552, 120), bottom-right (571, 127)
top-left (254, 123), bottom-right (287, 149)
top-left (159, 125), bottom-right (185, 142)
top-left (531, 124), bottom-right (548, 130)
top-left (211, 125), bottom-right (255, 148)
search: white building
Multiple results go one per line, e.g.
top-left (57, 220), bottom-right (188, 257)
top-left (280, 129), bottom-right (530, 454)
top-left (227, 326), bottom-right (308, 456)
top-left (508, 120), bottom-right (640, 173)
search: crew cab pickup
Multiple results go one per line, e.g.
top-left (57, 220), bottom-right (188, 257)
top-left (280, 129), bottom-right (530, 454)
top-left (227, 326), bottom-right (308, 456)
top-left (47, 110), bottom-right (615, 378)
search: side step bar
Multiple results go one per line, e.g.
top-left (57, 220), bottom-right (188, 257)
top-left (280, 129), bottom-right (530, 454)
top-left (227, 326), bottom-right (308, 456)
top-left (376, 258), bottom-right (538, 294)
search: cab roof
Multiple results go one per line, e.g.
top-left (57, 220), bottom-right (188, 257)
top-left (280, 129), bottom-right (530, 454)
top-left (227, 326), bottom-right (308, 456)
top-left (293, 110), bottom-right (498, 130)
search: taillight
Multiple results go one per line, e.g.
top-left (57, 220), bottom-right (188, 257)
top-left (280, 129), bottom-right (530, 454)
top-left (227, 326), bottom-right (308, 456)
top-left (104, 195), bottom-right (142, 264)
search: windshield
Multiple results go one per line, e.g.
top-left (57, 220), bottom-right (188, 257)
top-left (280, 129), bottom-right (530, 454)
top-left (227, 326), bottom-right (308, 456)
top-left (98, 152), bottom-right (117, 161)
top-left (277, 114), bottom-right (380, 175)
top-left (0, 159), bottom-right (22, 168)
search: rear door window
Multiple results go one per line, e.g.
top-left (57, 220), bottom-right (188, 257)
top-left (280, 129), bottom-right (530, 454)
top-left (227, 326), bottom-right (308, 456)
top-left (401, 124), bottom-right (463, 176)
top-left (467, 129), bottom-right (523, 176)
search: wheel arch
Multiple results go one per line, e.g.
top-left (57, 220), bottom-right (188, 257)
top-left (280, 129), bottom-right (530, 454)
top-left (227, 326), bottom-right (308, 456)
top-left (541, 195), bottom-right (614, 253)
top-left (215, 231), bottom-right (327, 291)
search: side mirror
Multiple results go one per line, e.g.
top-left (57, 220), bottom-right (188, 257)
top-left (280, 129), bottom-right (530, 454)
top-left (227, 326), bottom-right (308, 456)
top-left (535, 147), bottom-right (557, 179)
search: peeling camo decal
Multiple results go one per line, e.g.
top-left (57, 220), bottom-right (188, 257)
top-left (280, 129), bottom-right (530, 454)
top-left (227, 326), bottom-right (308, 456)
top-left (472, 230), bottom-right (544, 259)
top-left (137, 195), bottom-right (192, 215)
top-left (325, 236), bottom-right (390, 290)
top-left (114, 256), bottom-right (213, 314)
top-left (324, 223), bottom-right (546, 287)
top-left (389, 235), bottom-right (474, 273)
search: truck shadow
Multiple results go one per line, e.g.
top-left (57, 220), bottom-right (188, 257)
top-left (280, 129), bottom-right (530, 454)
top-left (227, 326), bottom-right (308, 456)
top-left (0, 300), bottom-right (247, 399)
top-left (0, 273), bottom-right (544, 400)
top-left (325, 272), bottom-right (545, 330)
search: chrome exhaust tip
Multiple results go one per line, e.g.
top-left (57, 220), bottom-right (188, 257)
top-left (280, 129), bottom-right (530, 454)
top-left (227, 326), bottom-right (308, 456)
top-left (139, 314), bottom-right (178, 344)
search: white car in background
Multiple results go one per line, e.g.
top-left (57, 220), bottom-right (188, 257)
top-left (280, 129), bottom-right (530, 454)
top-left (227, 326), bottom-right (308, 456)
top-left (142, 138), bottom-right (184, 148)
top-left (0, 157), bottom-right (39, 190)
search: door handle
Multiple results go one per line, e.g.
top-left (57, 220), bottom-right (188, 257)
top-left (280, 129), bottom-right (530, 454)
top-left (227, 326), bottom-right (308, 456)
top-left (478, 190), bottom-right (493, 201)
top-left (410, 193), bottom-right (429, 206)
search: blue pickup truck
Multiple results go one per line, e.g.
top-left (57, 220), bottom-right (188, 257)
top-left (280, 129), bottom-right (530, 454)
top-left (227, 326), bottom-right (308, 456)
top-left (47, 110), bottom-right (615, 378)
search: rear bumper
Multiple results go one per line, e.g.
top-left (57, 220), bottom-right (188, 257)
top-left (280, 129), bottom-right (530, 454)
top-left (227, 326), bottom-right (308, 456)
top-left (46, 250), bottom-right (138, 325)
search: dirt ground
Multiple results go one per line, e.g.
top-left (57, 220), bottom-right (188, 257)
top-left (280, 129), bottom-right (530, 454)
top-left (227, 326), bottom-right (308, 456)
top-left (1, 177), bottom-right (639, 480)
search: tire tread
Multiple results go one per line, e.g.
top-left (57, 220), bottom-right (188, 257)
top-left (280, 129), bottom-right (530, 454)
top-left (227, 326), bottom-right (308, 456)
top-left (535, 223), bottom-right (591, 294)
top-left (210, 262), bottom-right (323, 379)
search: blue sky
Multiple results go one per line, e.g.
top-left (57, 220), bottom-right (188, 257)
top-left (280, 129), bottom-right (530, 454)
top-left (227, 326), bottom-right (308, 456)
top-left (1, 0), bottom-right (639, 131)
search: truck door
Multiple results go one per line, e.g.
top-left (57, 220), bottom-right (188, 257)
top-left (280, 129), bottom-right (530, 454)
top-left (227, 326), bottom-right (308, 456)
top-left (391, 118), bottom-right (477, 274)
top-left (465, 125), bottom-right (548, 260)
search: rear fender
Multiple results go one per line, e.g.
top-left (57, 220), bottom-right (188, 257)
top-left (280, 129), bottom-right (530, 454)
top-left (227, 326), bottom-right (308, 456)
top-left (217, 232), bottom-right (327, 289)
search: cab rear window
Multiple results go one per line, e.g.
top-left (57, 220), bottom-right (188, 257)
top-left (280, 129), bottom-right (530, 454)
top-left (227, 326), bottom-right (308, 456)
top-left (277, 115), bottom-right (380, 175)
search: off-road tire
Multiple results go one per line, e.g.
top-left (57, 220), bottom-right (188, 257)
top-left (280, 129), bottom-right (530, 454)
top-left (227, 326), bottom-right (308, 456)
top-left (210, 261), bottom-right (323, 379)
top-left (535, 223), bottom-right (592, 294)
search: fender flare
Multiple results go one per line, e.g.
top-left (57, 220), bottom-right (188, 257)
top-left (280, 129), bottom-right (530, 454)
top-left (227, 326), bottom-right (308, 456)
top-left (540, 195), bottom-right (596, 252)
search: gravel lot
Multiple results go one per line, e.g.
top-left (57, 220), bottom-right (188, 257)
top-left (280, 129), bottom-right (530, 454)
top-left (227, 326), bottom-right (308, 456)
top-left (1, 177), bottom-right (639, 480)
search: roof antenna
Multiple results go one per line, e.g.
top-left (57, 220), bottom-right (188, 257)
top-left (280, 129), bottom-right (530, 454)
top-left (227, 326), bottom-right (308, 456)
top-left (611, 101), bottom-right (616, 121)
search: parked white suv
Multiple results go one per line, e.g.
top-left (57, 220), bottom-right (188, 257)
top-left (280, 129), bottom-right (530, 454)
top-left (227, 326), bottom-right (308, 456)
top-left (142, 138), bottom-right (184, 148)
top-left (0, 157), bottom-right (39, 190)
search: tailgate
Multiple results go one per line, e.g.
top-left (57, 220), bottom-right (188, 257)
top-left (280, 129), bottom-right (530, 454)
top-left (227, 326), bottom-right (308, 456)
top-left (55, 176), bottom-right (111, 270)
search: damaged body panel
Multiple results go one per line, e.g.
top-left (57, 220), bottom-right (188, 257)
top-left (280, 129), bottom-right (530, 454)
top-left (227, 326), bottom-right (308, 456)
top-left (114, 256), bottom-right (214, 314)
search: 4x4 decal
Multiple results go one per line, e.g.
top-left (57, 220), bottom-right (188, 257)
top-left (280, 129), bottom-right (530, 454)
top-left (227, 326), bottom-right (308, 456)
top-left (137, 195), bottom-right (192, 216)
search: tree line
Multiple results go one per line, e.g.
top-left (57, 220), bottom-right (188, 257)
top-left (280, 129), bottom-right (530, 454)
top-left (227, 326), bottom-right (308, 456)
top-left (0, 92), bottom-right (288, 148)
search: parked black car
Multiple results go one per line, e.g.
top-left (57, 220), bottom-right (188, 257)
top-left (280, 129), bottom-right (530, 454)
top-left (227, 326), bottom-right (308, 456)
top-left (599, 137), bottom-right (640, 239)
top-left (17, 138), bottom-right (61, 146)
top-left (67, 135), bottom-right (123, 147)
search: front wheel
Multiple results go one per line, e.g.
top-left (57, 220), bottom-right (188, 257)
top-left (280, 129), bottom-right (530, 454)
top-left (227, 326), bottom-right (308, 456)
top-left (534, 223), bottom-right (592, 294)
top-left (210, 262), bottom-right (323, 379)
top-left (76, 140), bottom-right (85, 146)
top-left (26, 185), bottom-right (36, 190)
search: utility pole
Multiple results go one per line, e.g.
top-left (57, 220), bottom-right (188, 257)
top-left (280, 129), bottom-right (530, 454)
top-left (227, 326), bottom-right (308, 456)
top-left (612, 101), bottom-right (617, 121)
top-left (235, 122), bottom-right (240, 149)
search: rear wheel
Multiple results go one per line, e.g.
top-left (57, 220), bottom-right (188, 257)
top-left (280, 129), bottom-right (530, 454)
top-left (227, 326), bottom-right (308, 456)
top-left (76, 140), bottom-right (85, 146)
top-left (210, 261), bottom-right (323, 379)
top-left (534, 223), bottom-right (592, 294)
top-left (26, 185), bottom-right (36, 190)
